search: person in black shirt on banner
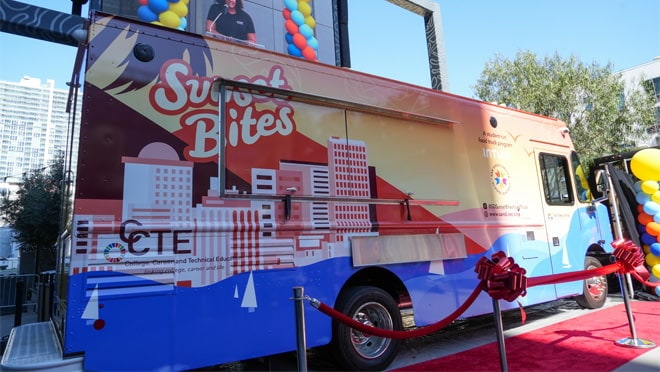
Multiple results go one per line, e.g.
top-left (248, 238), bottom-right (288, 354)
top-left (206, 0), bottom-right (257, 44)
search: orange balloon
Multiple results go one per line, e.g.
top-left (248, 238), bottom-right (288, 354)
top-left (638, 212), bottom-right (653, 225)
top-left (293, 33), bottom-right (307, 49)
top-left (285, 19), bottom-right (298, 34)
top-left (282, 8), bottom-right (291, 20)
top-left (302, 46), bottom-right (316, 60)
top-left (646, 221), bottom-right (660, 236)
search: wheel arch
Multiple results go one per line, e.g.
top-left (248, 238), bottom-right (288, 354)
top-left (338, 266), bottom-right (411, 310)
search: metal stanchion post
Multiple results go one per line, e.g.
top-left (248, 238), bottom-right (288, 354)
top-left (492, 299), bottom-right (508, 372)
top-left (604, 165), bottom-right (655, 349)
top-left (292, 287), bottom-right (308, 372)
top-left (614, 271), bottom-right (655, 348)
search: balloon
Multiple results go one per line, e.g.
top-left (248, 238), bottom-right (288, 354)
top-left (634, 180), bottom-right (643, 193)
top-left (285, 19), bottom-right (299, 34)
top-left (139, 0), bottom-right (148, 5)
top-left (654, 212), bottom-right (660, 224)
top-left (299, 24), bottom-right (313, 39)
top-left (641, 180), bottom-right (660, 195)
top-left (159, 10), bottom-right (180, 28)
top-left (644, 200), bottom-right (660, 216)
top-left (291, 10), bottom-right (305, 25)
top-left (305, 16), bottom-right (316, 29)
top-left (306, 36), bottom-right (318, 50)
top-left (168, 0), bottom-right (188, 17)
top-left (650, 242), bottom-right (660, 257)
top-left (630, 148), bottom-right (660, 182)
top-left (285, 33), bottom-right (293, 44)
top-left (302, 46), bottom-right (316, 60)
top-left (652, 264), bottom-right (660, 279)
top-left (298, 1), bottom-right (312, 16)
top-left (638, 212), bottom-right (653, 226)
top-left (284, 0), bottom-right (298, 11)
top-left (641, 232), bottom-right (657, 246)
top-left (179, 16), bottom-right (187, 29)
top-left (287, 43), bottom-right (302, 57)
top-left (292, 33), bottom-right (307, 49)
top-left (646, 221), bottom-right (660, 236)
top-left (282, 8), bottom-right (291, 20)
top-left (647, 252), bottom-right (660, 267)
top-left (138, 5), bottom-right (158, 22)
top-left (652, 191), bottom-right (660, 204)
top-left (636, 191), bottom-right (651, 205)
top-left (148, 0), bottom-right (169, 14)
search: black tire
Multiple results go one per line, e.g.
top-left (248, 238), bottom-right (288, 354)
top-left (574, 256), bottom-right (608, 309)
top-left (331, 286), bottom-right (402, 371)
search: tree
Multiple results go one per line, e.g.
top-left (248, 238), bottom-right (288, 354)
top-left (1, 154), bottom-right (68, 273)
top-left (473, 50), bottom-right (656, 168)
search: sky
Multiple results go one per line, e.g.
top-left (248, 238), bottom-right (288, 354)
top-left (0, 0), bottom-right (658, 98)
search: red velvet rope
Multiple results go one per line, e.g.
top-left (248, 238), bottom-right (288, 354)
top-left (310, 239), bottom-right (656, 339)
top-left (315, 282), bottom-right (484, 339)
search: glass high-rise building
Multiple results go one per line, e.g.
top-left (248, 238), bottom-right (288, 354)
top-left (0, 76), bottom-right (81, 181)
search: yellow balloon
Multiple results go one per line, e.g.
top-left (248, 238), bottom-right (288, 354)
top-left (169, 1), bottom-right (188, 17)
top-left (652, 191), bottom-right (660, 203)
top-left (159, 10), bottom-right (180, 28)
top-left (641, 180), bottom-right (660, 195)
top-left (298, 1), bottom-right (312, 16)
top-left (305, 16), bottom-right (316, 29)
top-left (647, 252), bottom-right (660, 267)
top-left (631, 148), bottom-right (660, 182)
top-left (653, 263), bottom-right (660, 279)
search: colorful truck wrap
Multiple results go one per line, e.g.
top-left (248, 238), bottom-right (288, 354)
top-left (16, 11), bottom-right (615, 371)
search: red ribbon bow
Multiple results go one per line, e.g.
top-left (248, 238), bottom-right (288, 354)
top-left (612, 239), bottom-right (649, 281)
top-left (475, 251), bottom-right (528, 302)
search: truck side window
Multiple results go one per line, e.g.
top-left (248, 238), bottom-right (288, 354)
top-left (539, 153), bottom-right (574, 205)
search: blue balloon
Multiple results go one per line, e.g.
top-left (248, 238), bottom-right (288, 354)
top-left (287, 44), bottom-right (302, 57)
top-left (299, 24), bottom-right (313, 39)
top-left (138, 6), bottom-right (158, 22)
top-left (284, 0), bottom-right (298, 11)
top-left (641, 232), bottom-right (657, 246)
top-left (651, 242), bottom-right (660, 257)
top-left (306, 36), bottom-right (318, 50)
top-left (291, 10), bottom-right (305, 25)
top-left (148, 0), bottom-right (169, 14)
top-left (179, 16), bottom-right (187, 29)
top-left (634, 180), bottom-right (643, 192)
top-left (636, 191), bottom-right (651, 205)
top-left (644, 200), bottom-right (660, 216)
top-left (285, 33), bottom-right (293, 44)
top-left (655, 212), bottom-right (660, 224)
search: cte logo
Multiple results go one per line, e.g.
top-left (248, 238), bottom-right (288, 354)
top-left (119, 219), bottom-right (192, 256)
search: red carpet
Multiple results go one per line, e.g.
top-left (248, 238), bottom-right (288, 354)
top-left (395, 301), bottom-right (659, 372)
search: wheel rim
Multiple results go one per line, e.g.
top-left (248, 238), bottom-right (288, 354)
top-left (349, 301), bottom-right (393, 360)
top-left (585, 264), bottom-right (607, 301)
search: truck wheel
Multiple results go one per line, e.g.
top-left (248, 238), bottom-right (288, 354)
top-left (331, 286), bottom-right (402, 371)
top-left (574, 256), bottom-right (608, 309)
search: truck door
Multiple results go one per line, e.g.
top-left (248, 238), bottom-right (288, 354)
top-left (535, 151), bottom-right (584, 297)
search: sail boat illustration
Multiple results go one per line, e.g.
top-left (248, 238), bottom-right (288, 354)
top-left (241, 271), bottom-right (257, 311)
top-left (82, 284), bottom-right (100, 324)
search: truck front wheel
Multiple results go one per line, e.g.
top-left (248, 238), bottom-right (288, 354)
top-left (574, 256), bottom-right (608, 309)
top-left (331, 286), bottom-right (402, 371)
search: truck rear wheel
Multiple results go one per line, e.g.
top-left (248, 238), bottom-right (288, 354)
top-left (331, 286), bottom-right (402, 371)
top-left (574, 256), bottom-right (608, 309)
